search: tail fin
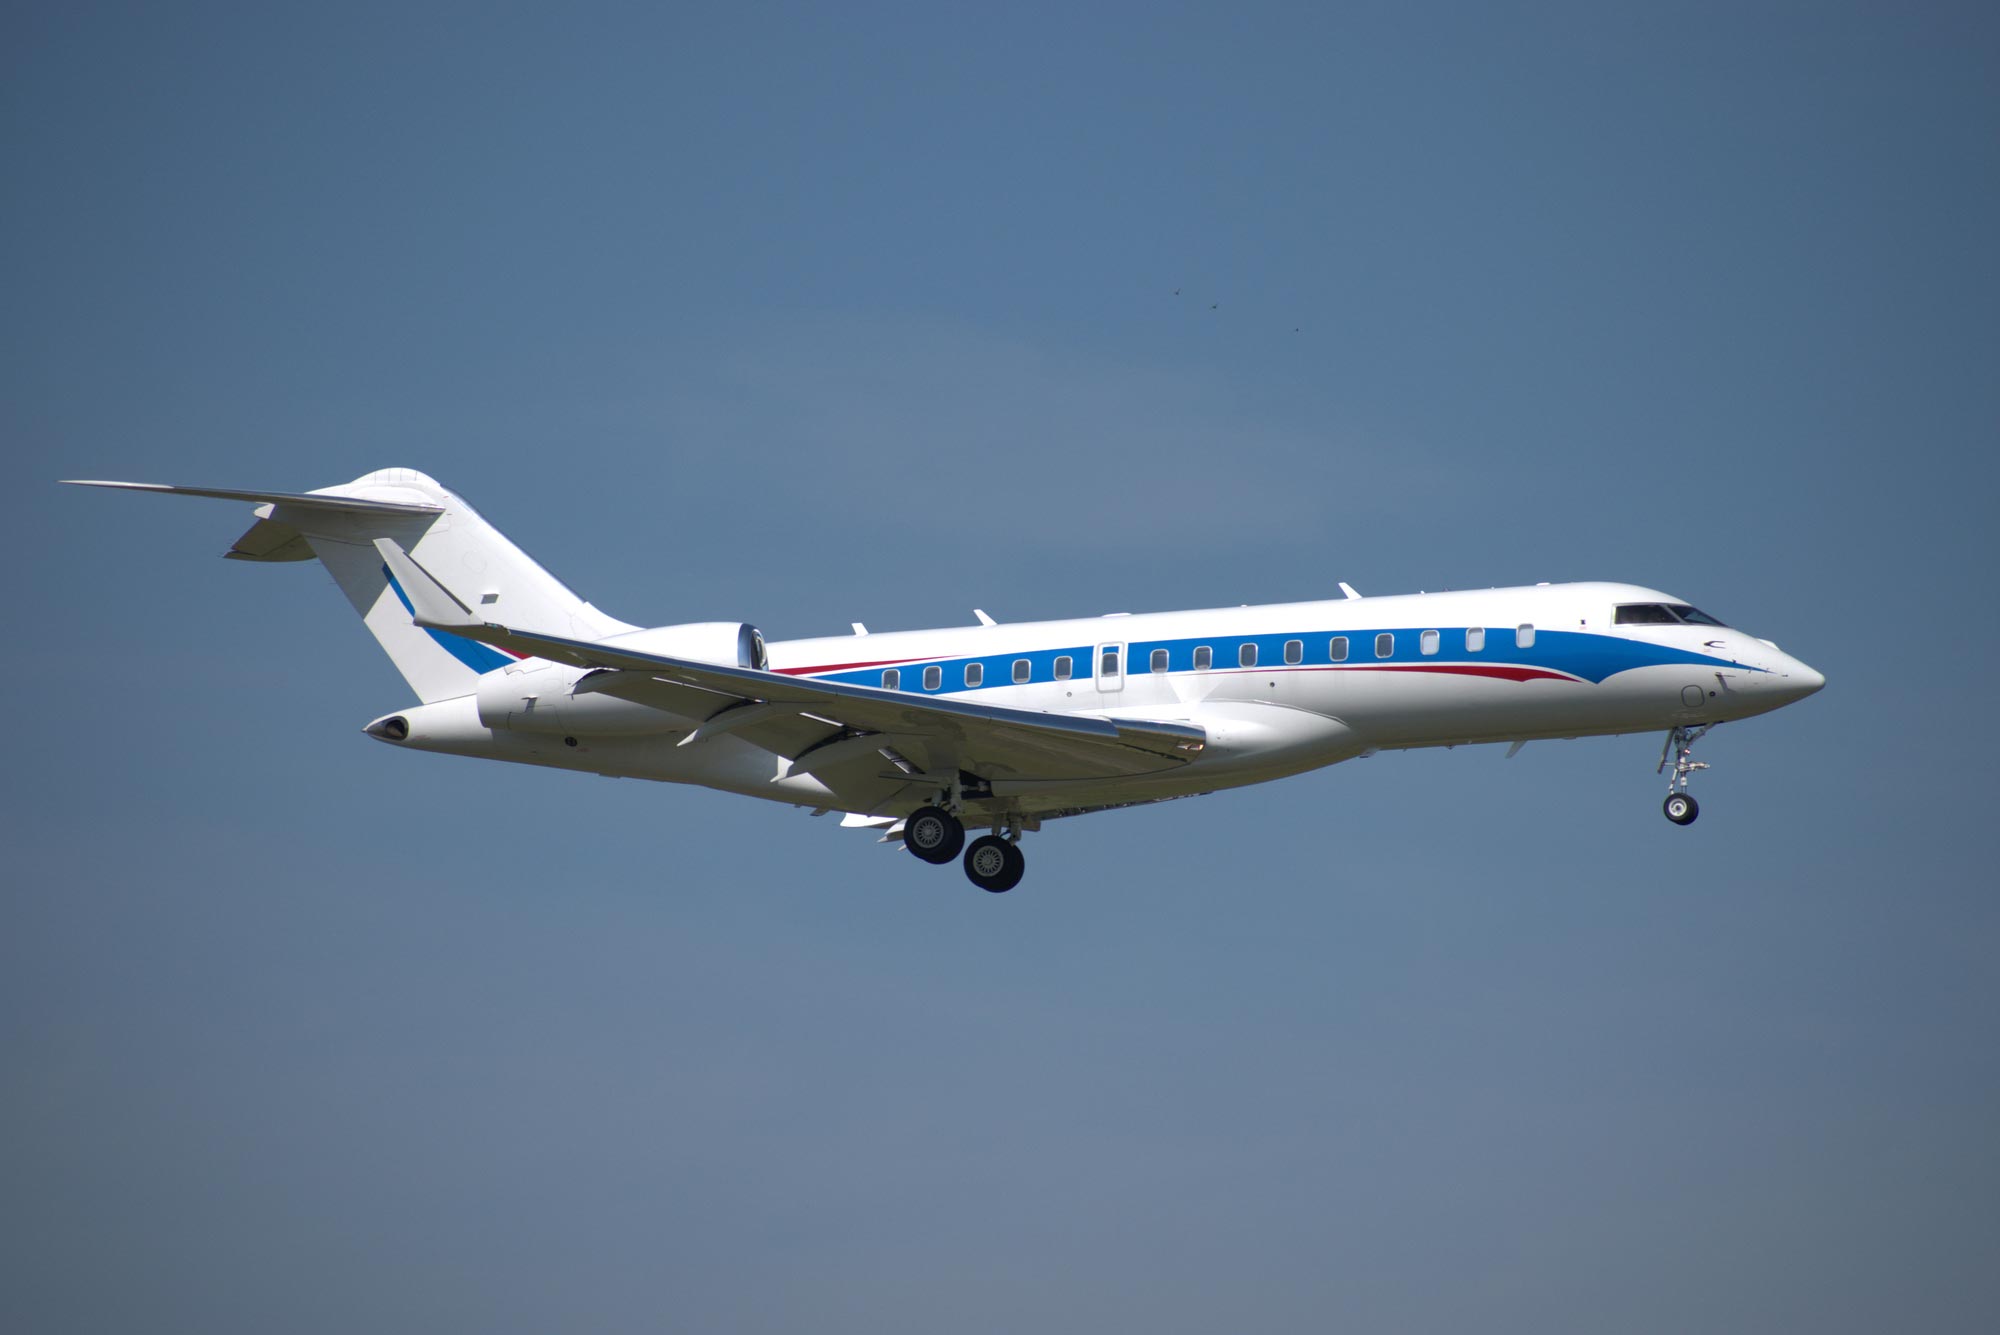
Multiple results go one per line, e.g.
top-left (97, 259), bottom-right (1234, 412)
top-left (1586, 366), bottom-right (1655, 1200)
top-left (65, 469), bottom-right (633, 703)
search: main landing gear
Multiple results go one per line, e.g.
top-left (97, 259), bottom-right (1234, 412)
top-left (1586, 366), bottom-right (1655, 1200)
top-left (1658, 723), bottom-right (1715, 826)
top-left (903, 804), bottom-right (1028, 893)
top-left (963, 835), bottom-right (1025, 894)
top-left (903, 805), bottom-right (965, 864)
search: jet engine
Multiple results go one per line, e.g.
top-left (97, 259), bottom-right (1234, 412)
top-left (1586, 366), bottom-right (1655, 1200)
top-left (474, 621), bottom-right (767, 736)
top-left (596, 622), bottom-right (767, 669)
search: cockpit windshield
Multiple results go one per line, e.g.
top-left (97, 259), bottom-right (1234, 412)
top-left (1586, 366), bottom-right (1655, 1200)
top-left (1614, 603), bottom-right (1678, 624)
top-left (1667, 604), bottom-right (1727, 627)
top-left (1614, 603), bottom-right (1729, 628)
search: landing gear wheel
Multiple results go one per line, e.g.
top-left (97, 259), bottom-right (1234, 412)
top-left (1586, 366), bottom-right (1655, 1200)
top-left (904, 806), bottom-right (965, 864)
top-left (963, 835), bottom-right (1025, 893)
top-left (1657, 725), bottom-right (1712, 828)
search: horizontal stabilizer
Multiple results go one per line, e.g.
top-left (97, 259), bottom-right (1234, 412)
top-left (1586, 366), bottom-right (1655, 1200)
top-left (62, 479), bottom-right (443, 516)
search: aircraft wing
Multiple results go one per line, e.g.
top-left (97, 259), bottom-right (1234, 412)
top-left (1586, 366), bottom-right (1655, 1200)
top-left (374, 539), bottom-right (1206, 785)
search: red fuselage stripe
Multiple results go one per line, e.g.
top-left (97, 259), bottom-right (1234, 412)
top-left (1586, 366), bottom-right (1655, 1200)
top-left (1334, 663), bottom-right (1576, 683)
top-left (773, 655), bottom-right (932, 677)
top-left (1198, 663), bottom-right (1578, 683)
top-left (778, 658), bottom-right (1579, 684)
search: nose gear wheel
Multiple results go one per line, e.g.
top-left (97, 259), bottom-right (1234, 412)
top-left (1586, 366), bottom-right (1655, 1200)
top-left (1657, 723), bottom-right (1714, 826)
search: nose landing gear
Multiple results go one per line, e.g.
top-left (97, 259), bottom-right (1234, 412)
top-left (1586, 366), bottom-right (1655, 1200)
top-left (1658, 723), bottom-right (1715, 826)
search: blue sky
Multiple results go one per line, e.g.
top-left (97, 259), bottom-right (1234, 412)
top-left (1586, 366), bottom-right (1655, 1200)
top-left (5, 3), bottom-right (1997, 1331)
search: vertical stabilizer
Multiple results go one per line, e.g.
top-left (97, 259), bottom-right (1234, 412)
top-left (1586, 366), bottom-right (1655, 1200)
top-left (290, 470), bottom-right (634, 702)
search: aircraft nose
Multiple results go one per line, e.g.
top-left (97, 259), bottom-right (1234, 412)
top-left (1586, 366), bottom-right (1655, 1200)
top-left (1780, 658), bottom-right (1825, 700)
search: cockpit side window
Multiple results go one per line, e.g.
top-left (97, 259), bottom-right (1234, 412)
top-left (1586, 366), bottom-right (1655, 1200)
top-left (1615, 603), bottom-right (1731, 627)
top-left (1614, 603), bottom-right (1680, 625)
top-left (1668, 604), bottom-right (1728, 627)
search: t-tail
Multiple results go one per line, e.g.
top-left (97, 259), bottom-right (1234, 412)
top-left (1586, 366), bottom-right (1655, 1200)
top-left (62, 469), bottom-right (633, 702)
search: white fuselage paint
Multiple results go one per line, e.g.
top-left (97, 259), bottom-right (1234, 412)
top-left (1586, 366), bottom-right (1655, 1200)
top-left (381, 580), bottom-right (1824, 824)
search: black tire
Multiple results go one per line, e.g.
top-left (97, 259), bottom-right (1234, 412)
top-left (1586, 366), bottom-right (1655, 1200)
top-left (904, 806), bottom-right (965, 864)
top-left (963, 835), bottom-right (1024, 893)
top-left (1663, 792), bottom-right (1699, 826)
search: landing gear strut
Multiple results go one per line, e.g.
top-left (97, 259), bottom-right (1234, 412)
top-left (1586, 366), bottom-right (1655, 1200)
top-left (1658, 723), bottom-right (1714, 826)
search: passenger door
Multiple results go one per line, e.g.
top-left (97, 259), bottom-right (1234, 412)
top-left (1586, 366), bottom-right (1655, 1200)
top-left (1095, 641), bottom-right (1124, 694)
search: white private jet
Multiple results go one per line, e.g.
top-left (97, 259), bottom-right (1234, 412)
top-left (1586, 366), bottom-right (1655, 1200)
top-left (68, 469), bottom-right (1824, 892)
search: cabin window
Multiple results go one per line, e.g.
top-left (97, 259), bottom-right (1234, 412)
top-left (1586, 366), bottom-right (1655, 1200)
top-left (1013, 658), bottom-right (1030, 684)
top-left (1100, 647), bottom-right (1120, 677)
top-left (1054, 655), bottom-right (1072, 681)
top-left (964, 662), bottom-right (983, 687)
top-left (1376, 632), bottom-right (1394, 658)
top-left (1284, 639), bottom-right (1303, 665)
top-left (1194, 645), bottom-right (1212, 671)
top-left (1329, 636), bottom-right (1348, 662)
top-left (923, 665), bottom-right (942, 690)
top-left (1465, 626), bottom-right (1485, 653)
top-left (1420, 629), bottom-right (1440, 656)
top-left (1516, 624), bottom-right (1535, 649)
top-left (1239, 643), bottom-right (1258, 668)
top-left (1150, 648), bottom-right (1169, 673)
top-left (882, 668), bottom-right (900, 690)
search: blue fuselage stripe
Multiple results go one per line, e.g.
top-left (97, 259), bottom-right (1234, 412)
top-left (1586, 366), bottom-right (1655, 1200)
top-left (382, 567), bottom-right (515, 674)
top-left (799, 628), bottom-right (1754, 694)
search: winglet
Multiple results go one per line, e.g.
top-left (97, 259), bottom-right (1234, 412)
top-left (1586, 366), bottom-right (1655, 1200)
top-left (373, 538), bottom-right (477, 628)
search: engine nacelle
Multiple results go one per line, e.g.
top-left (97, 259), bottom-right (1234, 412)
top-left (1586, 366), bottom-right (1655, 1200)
top-left (474, 621), bottom-right (767, 736)
top-left (597, 622), bottom-right (767, 670)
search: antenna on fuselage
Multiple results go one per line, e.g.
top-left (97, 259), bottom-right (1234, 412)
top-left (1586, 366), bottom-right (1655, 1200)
top-left (1338, 582), bottom-right (1362, 600)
